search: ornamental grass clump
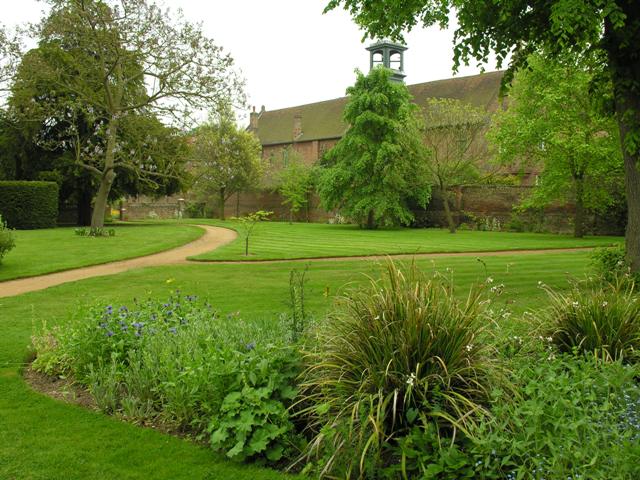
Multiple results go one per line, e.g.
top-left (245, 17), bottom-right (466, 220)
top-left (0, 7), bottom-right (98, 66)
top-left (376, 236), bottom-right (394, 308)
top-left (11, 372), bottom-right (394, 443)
top-left (297, 261), bottom-right (497, 478)
top-left (544, 279), bottom-right (640, 362)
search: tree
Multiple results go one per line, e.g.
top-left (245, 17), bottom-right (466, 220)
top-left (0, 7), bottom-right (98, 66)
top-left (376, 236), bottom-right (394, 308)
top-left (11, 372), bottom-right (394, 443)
top-left (324, 0), bottom-right (640, 270)
top-left (21, 0), bottom-right (243, 231)
top-left (0, 24), bottom-right (20, 96)
top-left (318, 67), bottom-right (431, 229)
top-left (231, 210), bottom-right (273, 256)
top-left (489, 53), bottom-right (623, 238)
top-left (276, 149), bottom-right (316, 223)
top-left (3, 64), bottom-right (190, 225)
top-left (423, 98), bottom-right (488, 233)
top-left (190, 114), bottom-right (262, 220)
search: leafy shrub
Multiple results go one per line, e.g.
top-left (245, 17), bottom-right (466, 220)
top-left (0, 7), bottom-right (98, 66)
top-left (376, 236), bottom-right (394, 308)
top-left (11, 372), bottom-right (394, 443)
top-left (391, 351), bottom-right (640, 479)
top-left (32, 293), bottom-right (303, 464)
top-left (543, 281), bottom-right (640, 362)
top-left (298, 261), bottom-right (497, 477)
top-left (0, 214), bottom-right (15, 263)
top-left (0, 180), bottom-right (59, 229)
top-left (74, 227), bottom-right (116, 237)
top-left (464, 353), bottom-right (639, 479)
top-left (591, 244), bottom-right (637, 284)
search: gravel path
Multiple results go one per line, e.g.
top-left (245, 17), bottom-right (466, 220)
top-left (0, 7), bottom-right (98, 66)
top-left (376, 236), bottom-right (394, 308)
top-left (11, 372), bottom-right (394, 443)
top-left (0, 224), bottom-right (595, 298)
top-left (0, 225), bottom-right (237, 298)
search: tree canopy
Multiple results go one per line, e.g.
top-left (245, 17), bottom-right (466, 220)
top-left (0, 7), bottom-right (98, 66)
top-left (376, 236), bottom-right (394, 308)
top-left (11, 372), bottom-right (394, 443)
top-left (16, 0), bottom-right (244, 230)
top-left (325, 0), bottom-right (640, 269)
top-left (190, 114), bottom-right (262, 220)
top-left (423, 97), bottom-right (488, 233)
top-left (489, 52), bottom-right (623, 237)
top-left (318, 67), bottom-right (431, 229)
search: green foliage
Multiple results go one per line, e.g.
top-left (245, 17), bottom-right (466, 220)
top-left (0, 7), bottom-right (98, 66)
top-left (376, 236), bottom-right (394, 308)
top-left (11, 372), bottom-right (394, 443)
top-left (423, 97), bottom-right (488, 233)
top-left (591, 245), bottom-right (638, 284)
top-left (543, 280), bottom-right (640, 362)
top-left (275, 149), bottom-right (316, 222)
top-left (488, 52), bottom-right (623, 238)
top-left (190, 113), bottom-right (263, 220)
top-left (324, 0), bottom-right (640, 272)
top-left (298, 261), bottom-right (496, 477)
top-left (15, 0), bottom-right (244, 228)
top-left (32, 293), bottom-right (302, 465)
top-left (0, 214), bottom-right (16, 263)
top-left (318, 67), bottom-right (431, 229)
top-left (0, 180), bottom-right (58, 229)
top-left (231, 210), bottom-right (273, 256)
top-left (461, 353), bottom-right (640, 479)
top-left (207, 349), bottom-right (302, 462)
top-left (74, 227), bottom-right (116, 237)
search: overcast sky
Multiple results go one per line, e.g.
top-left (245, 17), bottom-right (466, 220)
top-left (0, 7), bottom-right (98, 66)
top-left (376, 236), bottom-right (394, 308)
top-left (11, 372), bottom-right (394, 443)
top-left (3, 0), bottom-right (501, 121)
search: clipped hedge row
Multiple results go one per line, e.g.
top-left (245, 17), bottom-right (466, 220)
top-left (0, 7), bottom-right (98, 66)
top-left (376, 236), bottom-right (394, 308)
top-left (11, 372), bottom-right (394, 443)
top-left (0, 181), bottom-right (59, 229)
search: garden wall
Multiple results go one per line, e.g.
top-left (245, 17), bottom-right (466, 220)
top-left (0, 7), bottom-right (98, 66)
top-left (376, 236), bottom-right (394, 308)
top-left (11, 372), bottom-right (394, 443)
top-left (121, 185), bottom-right (626, 235)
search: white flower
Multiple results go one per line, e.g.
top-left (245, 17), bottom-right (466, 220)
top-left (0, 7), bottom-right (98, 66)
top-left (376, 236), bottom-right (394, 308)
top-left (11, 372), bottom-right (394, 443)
top-left (406, 373), bottom-right (416, 387)
top-left (486, 277), bottom-right (494, 284)
top-left (602, 301), bottom-right (608, 308)
top-left (465, 344), bottom-right (473, 352)
top-left (546, 337), bottom-right (553, 343)
top-left (572, 301), bottom-right (580, 308)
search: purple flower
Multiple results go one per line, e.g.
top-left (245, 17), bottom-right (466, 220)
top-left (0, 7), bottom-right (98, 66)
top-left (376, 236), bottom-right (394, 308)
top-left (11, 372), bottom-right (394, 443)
top-left (166, 310), bottom-right (173, 317)
top-left (119, 306), bottom-right (128, 312)
top-left (105, 305), bottom-right (113, 315)
top-left (132, 322), bottom-right (143, 329)
top-left (99, 322), bottom-right (108, 329)
top-left (168, 327), bottom-right (177, 334)
top-left (245, 342), bottom-right (256, 351)
top-left (106, 331), bottom-right (114, 337)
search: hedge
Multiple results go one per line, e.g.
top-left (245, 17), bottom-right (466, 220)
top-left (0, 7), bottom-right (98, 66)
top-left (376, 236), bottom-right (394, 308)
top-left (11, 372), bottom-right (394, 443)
top-left (0, 181), bottom-right (59, 229)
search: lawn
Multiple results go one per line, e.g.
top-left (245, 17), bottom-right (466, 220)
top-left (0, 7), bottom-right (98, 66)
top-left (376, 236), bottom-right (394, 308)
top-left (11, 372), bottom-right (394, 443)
top-left (183, 220), bottom-right (621, 261)
top-left (1, 250), bottom-right (593, 479)
top-left (0, 224), bottom-right (204, 282)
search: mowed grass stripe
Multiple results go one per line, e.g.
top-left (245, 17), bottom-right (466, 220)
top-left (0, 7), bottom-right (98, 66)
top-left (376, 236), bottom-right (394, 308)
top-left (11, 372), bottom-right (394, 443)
top-left (0, 224), bottom-right (204, 282)
top-left (178, 220), bottom-right (621, 261)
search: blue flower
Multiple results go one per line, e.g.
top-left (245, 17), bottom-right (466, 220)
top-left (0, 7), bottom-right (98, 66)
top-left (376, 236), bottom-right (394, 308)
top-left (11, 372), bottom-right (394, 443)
top-left (99, 322), bottom-right (108, 329)
top-left (106, 330), bottom-right (114, 337)
top-left (168, 327), bottom-right (177, 334)
top-left (119, 305), bottom-right (128, 312)
top-left (245, 341), bottom-right (256, 351)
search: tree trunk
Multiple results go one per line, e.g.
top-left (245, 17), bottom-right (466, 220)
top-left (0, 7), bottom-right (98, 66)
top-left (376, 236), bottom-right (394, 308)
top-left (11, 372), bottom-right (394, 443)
top-left (235, 191), bottom-right (240, 217)
top-left (366, 209), bottom-right (376, 229)
top-left (90, 118), bottom-right (118, 230)
top-left (605, 1), bottom-right (640, 273)
top-left (218, 188), bottom-right (226, 220)
top-left (574, 177), bottom-right (585, 238)
top-left (77, 182), bottom-right (93, 226)
top-left (442, 188), bottom-right (456, 233)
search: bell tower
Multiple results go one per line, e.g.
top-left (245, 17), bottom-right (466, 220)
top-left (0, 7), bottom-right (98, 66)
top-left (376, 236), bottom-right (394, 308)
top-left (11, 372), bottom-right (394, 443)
top-left (366, 39), bottom-right (407, 82)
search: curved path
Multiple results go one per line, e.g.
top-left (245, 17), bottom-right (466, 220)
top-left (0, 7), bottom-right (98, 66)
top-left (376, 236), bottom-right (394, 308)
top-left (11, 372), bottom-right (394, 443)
top-left (0, 223), bottom-right (596, 298)
top-left (0, 225), bottom-right (237, 299)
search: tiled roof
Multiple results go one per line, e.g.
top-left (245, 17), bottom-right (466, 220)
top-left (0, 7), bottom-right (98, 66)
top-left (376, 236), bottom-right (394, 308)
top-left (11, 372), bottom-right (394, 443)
top-left (253, 70), bottom-right (505, 146)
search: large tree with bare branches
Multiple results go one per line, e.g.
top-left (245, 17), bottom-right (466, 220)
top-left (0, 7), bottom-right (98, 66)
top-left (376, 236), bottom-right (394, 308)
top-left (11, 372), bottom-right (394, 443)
top-left (16, 0), bottom-right (244, 230)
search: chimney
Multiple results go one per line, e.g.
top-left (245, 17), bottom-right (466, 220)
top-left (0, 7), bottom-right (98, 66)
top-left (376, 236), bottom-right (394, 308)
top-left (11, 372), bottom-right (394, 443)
top-left (293, 114), bottom-right (302, 140)
top-left (249, 106), bottom-right (259, 132)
